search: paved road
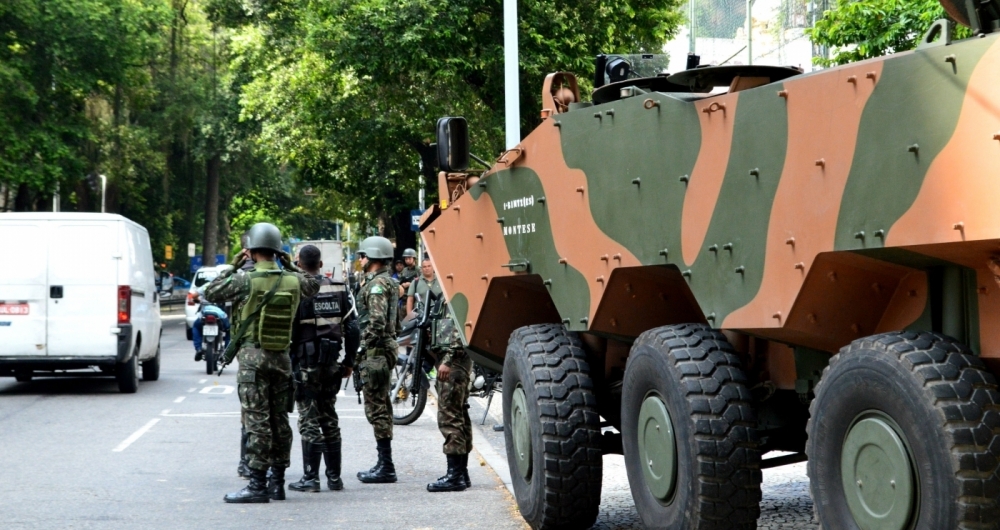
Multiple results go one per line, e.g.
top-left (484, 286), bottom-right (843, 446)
top-left (0, 316), bottom-right (524, 530)
top-left (468, 388), bottom-right (818, 529)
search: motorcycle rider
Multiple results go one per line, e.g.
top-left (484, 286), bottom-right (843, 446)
top-left (191, 288), bottom-right (231, 361)
top-left (288, 245), bottom-right (360, 493)
top-left (206, 222), bottom-right (319, 504)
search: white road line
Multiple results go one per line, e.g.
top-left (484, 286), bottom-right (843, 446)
top-left (199, 379), bottom-right (207, 384)
top-left (173, 396), bottom-right (185, 403)
top-left (112, 419), bottom-right (160, 452)
top-left (162, 409), bottom-right (171, 415)
top-left (187, 388), bottom-right (196, 393)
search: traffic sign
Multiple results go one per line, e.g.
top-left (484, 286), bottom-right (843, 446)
top-left (411, 209), bottom-right (426, 231)
top-left (187, 243), bottom-right (196, 258)
top-left (190, 254), bottom-right (226, 273)
top-left (165, 245), bottom-right (173, 260)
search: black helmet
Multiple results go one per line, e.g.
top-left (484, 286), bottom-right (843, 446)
top-left (246, 223), bottom-right (283, 253)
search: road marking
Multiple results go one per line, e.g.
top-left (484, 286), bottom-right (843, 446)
top-left (198, 379), bottom-right (207, 384)
top-left (113, 419), bottom-right (160, 452)
top-left (187, 388), bottom-right (196, 393)
top-left (199, 385), bottom-right (234, 395)
top-left (161, 409), bottom-right (171, 415)
top-left (173, 396), bottom-right (185, 403)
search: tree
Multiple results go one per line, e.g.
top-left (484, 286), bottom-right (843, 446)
top-left (808, 0), bottom-right (969, 66)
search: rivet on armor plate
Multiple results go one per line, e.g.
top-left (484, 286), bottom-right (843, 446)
top-left (723, 243), bottom-right (733, 251)
top-left (778, 90), bottom-right (789, 98)
top-left (558, 258), bottom-right (568, 265)
top-left (866, 71), bottom-right (877, 80)
top-left (944, 54), bottom-right (956, 63)
top-left (576, 187), bottom-right (585, 193)
top-left (679, 175), bottom-right (690, 183)
top-left (475, 233), bottom-right (483, 239)
top-left (953, 222), bottom-right (965, 230)
top-left (600, 254), bottom-right (609, 261)
top-left (785, 237), bottom-right (795, 247)
top-left (632, 178), bottom-right (641, 186)
top-left (794, 262), bottom-right (805, 270)
top-left (613, 254), bottom-right (622, 261)
top-left (749, 168), bottom-right (760, 178)
top-left (908, 144), bottom-right (920, 154)
top-left (847, 75), bottom-right (857, 84)
top-left (815, 158), bottom-right (826, 168)
top-left (735, 266), bottom-right (746, 274)
top-left (709, 244), bottom-right (718, 253)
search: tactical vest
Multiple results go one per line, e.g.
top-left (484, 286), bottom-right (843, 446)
top-left (296, 276), bottom-right (348, 343)
top-left (241, 268), bottom-right (301, 351)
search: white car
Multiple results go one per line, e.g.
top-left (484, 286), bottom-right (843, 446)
top-left (185, 265), bottom-right (226, 339)
top-left (0, 213), bottom-right (162, 393)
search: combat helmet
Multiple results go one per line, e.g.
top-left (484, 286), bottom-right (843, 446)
top-left (402, 248), bottom-right (418, 259)
top-left (246, 222), bottom-right (283, 253)
top-left (359, 236), bottom-right (394, 260)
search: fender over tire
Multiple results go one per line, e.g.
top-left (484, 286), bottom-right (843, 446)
top-left (621, 323), bottom-right (762, 529)
top-left (503, 324), bottom-right (602, 530)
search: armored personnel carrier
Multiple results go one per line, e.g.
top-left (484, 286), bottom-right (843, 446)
top-left (422, 2), bottom-right (1000, 528)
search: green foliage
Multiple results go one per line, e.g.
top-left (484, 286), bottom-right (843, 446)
top-left (808, 0), bottom-right (971, 66)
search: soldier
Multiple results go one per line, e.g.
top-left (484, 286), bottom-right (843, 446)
top-left (354, 236), bottom-right (400, 484)
top-left (287, 245), bottom-right (359, 493)
top-left (206, 222), bottom-right (319, 504)
top-left (406, 258), bottom-right (440, 315)
top-left (397, 248), bottom-right (419, 297)
top-left (426, 300), bottom-right (473, 492)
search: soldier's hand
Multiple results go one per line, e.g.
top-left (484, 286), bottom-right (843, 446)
top-left (341, 366), bottom-right (353, 380)
top-left (438, 363), bottom-right (451, 382)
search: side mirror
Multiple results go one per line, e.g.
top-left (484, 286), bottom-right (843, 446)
top-left (436, 117), bottom-right (469, 172)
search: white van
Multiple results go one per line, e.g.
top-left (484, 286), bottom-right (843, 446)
top-left (0, 213), bottom-right (162, 393)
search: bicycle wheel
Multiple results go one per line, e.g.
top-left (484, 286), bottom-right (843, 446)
top-left (391, 360), bottom-right (428, 425)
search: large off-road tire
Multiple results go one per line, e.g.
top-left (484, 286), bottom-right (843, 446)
top-left (622, 323), bottom-right (762, 529)
top-left (142, 345), bottom-right (161, 381)
top-left (503, 324), bottom-right (602, 530)
top-left (807, 332), bottom-right (1000, 529)
top-left (116, 348), bottom-right (139, 394)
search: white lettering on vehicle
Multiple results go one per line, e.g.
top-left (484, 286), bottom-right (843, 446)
top-left (502, 223), bottom-right (537, 237)
top-left (503, 196), bottom-right (535, 211)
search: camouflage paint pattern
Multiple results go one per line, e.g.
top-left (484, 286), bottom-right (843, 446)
top-left (424, 32), bottom-right (1000, 369)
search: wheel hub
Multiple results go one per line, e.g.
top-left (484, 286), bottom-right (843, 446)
top-left (637, 393), bottom-right (677, 502)
top-left (511, 385), bottom-right (532, 480)
top-left (841, 414), bottom-right (916, 530)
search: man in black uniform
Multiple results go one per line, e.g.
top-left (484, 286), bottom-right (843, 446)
top-left (287, 245), bottom-right (360, 492)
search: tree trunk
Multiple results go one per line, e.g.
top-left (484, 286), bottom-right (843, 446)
top-left (391, 209), bottom-right (417, 260)
top-left (14, 183), bottom-right (32, 211)
top-left (202, 153), bottom-right (221, 267)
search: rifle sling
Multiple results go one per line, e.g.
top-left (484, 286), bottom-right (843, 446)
top-left (222, 271), bottom-right (286, 362)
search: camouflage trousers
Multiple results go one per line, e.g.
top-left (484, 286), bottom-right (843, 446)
top-left (435, 352), bottom-right (473, 455)
top-left (237, 346), bottom-right (294, 471)
top-left (296, 371), bottom-right (342, 445)
top-left (362, 350), bottom-right (394, 441)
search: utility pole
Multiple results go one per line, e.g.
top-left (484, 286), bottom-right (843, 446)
top-left (746, 0), bottom-right (753, 65)
top-left (99, 174), bottom-right (107, 213)
top-left (689, 0), bottom-right (696, 54)
top-left (504, 0), bottom-right (520, 149)
top-left (53, 182), bottom-right (60, 212)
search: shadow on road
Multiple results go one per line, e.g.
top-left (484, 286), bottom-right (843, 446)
top-left (0, 375), bottom-right (123, 395)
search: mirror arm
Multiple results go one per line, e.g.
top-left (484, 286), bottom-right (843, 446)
top-left (470, 153), bottom-right (491, 169)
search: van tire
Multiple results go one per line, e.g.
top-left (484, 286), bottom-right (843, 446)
top-left (117, 349), bottom-right (139, 393)
top-left (142, 345), bottom-right (161, 382)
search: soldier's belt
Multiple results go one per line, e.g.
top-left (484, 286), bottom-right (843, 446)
top-left (298, 317), bottom-right (342, 326)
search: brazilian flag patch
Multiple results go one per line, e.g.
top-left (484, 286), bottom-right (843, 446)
top-left (370, 285), bottom-right (384, 294)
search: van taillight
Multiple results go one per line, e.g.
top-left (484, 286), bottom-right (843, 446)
top-left (118, 286), bottom-right (131, 324)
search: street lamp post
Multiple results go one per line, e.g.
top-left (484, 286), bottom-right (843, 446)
top-left (98, 174), bottom-right (107, 213)
top-left (504, 0), bottom-right (520, 150)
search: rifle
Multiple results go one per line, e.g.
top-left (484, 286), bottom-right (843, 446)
top-left (352, 355), bottom-right (365, 404)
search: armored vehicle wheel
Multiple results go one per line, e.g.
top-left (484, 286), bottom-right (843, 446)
top-left (807, 332), bottom-right (1000, 529)
top-left (502, 324), bottom-right (602, 530)
top-left (622, 323), bottom-right (762, 529)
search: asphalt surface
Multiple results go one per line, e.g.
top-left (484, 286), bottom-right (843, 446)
top-left (468, 383), bottom-right (819, 529)
top-left (0, 313), bottom-right (524, 530)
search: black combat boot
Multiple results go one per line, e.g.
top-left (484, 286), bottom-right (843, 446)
top-left (237, 428), bottom-right (250, 479)
top-left (289, 441), bottom-right (322, 492)
top-left (427, 454), bottom-right (468, 492)
top-left (460, 454), bottom-right (471, 488)
top-left (266, 467), bottom-right (286, 500)
top-left (323, 440), bottom-right (344, 490)
top-left (194, 350), bottom-right (203, 361)
top-left (357, 438), bottom-right (397, 483)
top-left (223, 467), bottom-right (269, 503)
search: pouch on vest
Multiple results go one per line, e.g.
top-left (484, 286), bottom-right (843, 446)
top-left (258, 290), bottom-right (295, 351)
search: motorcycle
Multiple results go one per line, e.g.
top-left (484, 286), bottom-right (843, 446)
top-left (199, 302), bottom-right (227, 375)
top-left (389, 292), bottom-right (440, 425)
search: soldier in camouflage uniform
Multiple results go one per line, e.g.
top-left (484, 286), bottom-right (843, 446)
top-left (287, 245), bottom-right (359, 493)
top-left (354, 236), bottom-right (400, 484)
top-left (206, 223), bottom-right (319, 504)
top-left (426, 295), bottom-right (473, 492)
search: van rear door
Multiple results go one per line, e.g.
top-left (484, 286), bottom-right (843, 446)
top-left (46, 222), bottom-right (120, 357)
top-left (0, 222), bottom-right (49, 357)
